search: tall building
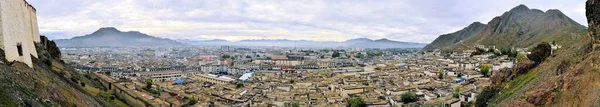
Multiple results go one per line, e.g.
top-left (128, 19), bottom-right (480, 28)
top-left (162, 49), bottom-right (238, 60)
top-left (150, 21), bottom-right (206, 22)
top-left (0, 0), bottom-right (41, 67)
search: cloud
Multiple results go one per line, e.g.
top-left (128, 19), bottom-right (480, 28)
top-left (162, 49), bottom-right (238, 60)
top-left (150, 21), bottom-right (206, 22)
top-left (27, 0), bottom-right (587, 43)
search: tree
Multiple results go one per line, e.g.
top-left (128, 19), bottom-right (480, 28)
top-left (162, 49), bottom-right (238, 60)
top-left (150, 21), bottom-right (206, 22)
top-left (401, 91), bottom-right (417, 103)
top-left (453, 86), bottom-right (461, 98)
top-left (516, 52), bottom-right (527, 62)
top-left (480, 64), bottom-right (491, 76)
top-left (438, 72), bottom-right (444, 80)
top-left (500, 47), bottom-right (510, 55)
top-left (291, 102), bottom-right (300, 107)
top-left (355, 53), bottom-right (364, 58)
top-left (333, 52), bottom-right (341, 58)
top-left (507, 47), bottom-right (518, 58)
top-left (145, 79), bottom-right (153, 90)
top-left (527, 43), bottom-right (552, 63)
top-left (487, 48), bottom-right (495, 53)
top-left (475, 87), bottom-right (499, 107)
top-left (184, 98), bottom-right (198, 106)
top-left (347, 97), bottom-right (366, 107)
top-left (475, 47), bottom-right (486, 54)
top-left (221, 54), bottom-right (231, 59)
top-left (236, 82), bottom-right (244, 89)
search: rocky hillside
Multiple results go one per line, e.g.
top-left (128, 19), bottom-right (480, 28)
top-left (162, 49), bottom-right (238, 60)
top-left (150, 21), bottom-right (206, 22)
top-left (424, 4), bottom-right (587, 51)
top-left (0, 36), bottom-right (124, 106)
top-left (423, 22), bottom-right (486, 50)
top-left (477, 1), bottom-right (600, 106)
top-left (55, 27), bottom-right (184, 47)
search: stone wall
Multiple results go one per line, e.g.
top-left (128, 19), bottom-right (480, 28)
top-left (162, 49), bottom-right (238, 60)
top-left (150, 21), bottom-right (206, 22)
top-left (95, 73), bottom-right (154, 107)
top-left (0, 0), bottom-right (40, 67)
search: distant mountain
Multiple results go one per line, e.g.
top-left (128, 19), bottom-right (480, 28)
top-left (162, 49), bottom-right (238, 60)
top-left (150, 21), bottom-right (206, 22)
top-left (56, 27), bottom-right (423, 48)
top-left (176, 39), bottom-right (230, 46)
top-left (424, 4), bottom-right (587, 51)
top-left (349, 39), bottom-right (427, 48)
top-left (55, 27), bottom-right (184, 47)
top-left (181, 38), bottom-right (426, 48)
top-left (423, 22), bottom-right (487, 51)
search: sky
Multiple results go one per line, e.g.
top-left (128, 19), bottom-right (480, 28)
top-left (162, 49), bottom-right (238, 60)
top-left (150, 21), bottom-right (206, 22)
top-left (27, 0), bottom-right (587, 43)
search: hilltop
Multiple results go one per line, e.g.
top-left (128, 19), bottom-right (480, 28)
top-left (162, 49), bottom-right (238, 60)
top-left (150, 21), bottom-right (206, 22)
top-left (479, 2), bottom-right (600, 106)
top-left (424, 4), bottom-right (587, 51)
top-left (55, 27), bottom-right (184, 47)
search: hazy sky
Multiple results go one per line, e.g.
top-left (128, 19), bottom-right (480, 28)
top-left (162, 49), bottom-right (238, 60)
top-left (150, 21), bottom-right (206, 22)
top-left (28, 0), bottom-right (587, 43)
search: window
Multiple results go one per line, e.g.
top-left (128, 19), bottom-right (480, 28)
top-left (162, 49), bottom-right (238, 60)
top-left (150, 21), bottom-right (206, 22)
top-left (17, 43), bottom-right (23, 56)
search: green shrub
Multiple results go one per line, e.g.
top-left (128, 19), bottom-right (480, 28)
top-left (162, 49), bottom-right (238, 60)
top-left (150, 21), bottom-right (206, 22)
top-left (475, 87), bottom-right (499, 107)
top-left (144, 79), bottom-right (153, 90)
top-left (401, 91), bottom-right (417, 103)
top-left (480, 64), bottom-right (491, 76)
top-left (291, 102), bottom-right (300, 107)
top-left (528, 43), bottom-right (552, 63)
top-left (453, 86), bottom-right (461, 98)
top-left (43, 59), bottom-right (52, 66)
top-left (347, 97), bottom-right (366, 107)
top-left (236, 82), bottom-right (244, 89)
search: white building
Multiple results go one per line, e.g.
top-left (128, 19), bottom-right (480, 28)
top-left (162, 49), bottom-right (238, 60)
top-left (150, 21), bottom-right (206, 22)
top-left (0, 0), bottom-right (42, 67)
top-left (138, 71), bottom-right (183, 82)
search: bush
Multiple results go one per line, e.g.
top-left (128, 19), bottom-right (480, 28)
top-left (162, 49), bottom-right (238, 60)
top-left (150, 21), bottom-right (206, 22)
top-left (453, 86), bottom-right (461, 98)
top-left (401, 91), bottom-right (417, 103)
top-left (145, 79), bottom-right (153, 90)
top-left (347, 97), bottom-right (366, 107)
top-left (109, 95), bottom-right (116, 100)
top-left (291, 102), bottom-right (300, 107)
top-left (188, 98), bottom-right (198, 106)
top-left (475, 87), bottom-right (499, 107)
top-left (480, 64), bottom-right (491, 76)
top-left (70, 77), bottom-right (79, 83)
top-left (516, 52), bottom-right (527, 62)
top-left (236, 82), bottom-right (244, 89)
top-left (43, 59), bottom-right (52, 66)
top-left (527, 43), bottom-right (552, 63)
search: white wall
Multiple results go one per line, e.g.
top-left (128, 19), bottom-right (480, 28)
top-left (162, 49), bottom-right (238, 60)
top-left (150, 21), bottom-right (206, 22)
top-left (0, 0), bottom-right (40, 67)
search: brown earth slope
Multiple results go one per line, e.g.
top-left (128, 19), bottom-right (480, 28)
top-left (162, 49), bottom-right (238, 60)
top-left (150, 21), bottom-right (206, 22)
top-left (0, 37), bottom-right (124, 106)
top-left (486, 1), bottom-right (600, 106)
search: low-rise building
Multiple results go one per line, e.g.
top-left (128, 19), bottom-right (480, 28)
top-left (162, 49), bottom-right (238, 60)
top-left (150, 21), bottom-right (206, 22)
top-left (194, 74), bottom-right (235, 85)
top-left (138, 71), bottom-right (183, 82)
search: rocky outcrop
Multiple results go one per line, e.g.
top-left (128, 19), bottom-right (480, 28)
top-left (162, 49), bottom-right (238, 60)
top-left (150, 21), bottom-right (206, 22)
top-left (0, 49), bottom-right (6, 65)
top-left (490, 58), bottom-right (535, 85)
top-left (36, 36), bottom-right (62, 60)
top-left (423, 22), bottom-right (486, 51)
top-left (587, 0), bottom-right (600, 50)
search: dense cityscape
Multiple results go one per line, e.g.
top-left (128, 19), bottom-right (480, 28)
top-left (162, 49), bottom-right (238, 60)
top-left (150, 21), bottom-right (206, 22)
top-left (59, 45), bottom-right (531, 106)
top-left (2, 0), bottom-right (599, 107)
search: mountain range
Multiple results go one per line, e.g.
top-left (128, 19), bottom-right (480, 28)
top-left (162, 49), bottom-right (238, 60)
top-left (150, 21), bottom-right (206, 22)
top-left (177, 38), bottom-right (426, 48)
top-left (55, 27), bottom-right (426, 48)
top-left (55, 27), bottom-right (184, 47)
top-left (424, 4), bottom-right (587, 51)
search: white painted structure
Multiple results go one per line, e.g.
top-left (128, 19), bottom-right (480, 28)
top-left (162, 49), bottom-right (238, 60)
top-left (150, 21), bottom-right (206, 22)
top-left (0, 0), bottom-right (40, 67)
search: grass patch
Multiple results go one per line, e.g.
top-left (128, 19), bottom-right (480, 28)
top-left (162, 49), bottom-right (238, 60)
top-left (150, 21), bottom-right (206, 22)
top-left (0, 90), bottom-right (17, 107)
top-left (490, 70), bottom-right (538, 105)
